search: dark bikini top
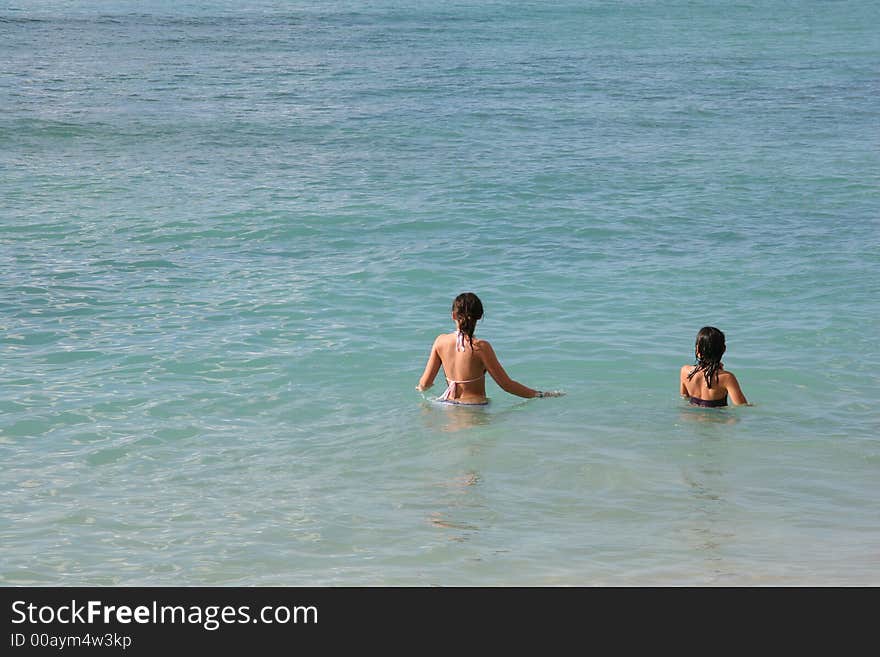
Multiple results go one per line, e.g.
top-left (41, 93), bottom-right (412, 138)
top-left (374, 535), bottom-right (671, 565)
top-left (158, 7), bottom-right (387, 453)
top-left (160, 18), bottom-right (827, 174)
top-left (689, 395), bottom-right (728, 408)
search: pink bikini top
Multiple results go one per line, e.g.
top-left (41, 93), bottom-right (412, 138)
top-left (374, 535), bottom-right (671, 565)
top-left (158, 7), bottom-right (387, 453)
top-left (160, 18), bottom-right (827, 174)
top-left (437, 375), bottom-right (484, 402)
top-left (438, 331), bottom-right (485, 401)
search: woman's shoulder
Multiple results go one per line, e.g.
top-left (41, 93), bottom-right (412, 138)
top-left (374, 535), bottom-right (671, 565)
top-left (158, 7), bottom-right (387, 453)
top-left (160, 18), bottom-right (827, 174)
top-left (716, 369), bottom-right (741, 392)
top-left (433, 332), bottom-right (454, 346)
top-left (717, 368), bottom-right (738, 382)
top-left (471, 337), bottom-right (492, 351)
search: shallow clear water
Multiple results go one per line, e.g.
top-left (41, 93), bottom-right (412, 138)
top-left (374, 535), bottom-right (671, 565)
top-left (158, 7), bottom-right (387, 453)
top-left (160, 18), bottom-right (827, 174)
top-left (2, 0), bottom-right (878, 585)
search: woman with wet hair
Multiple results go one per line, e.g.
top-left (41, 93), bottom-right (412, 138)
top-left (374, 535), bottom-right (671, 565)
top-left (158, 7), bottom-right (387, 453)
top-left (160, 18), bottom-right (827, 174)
top-left (416, 292), bottom-right (562, 405)
top-left (680, 326), bottom-right (748, 407)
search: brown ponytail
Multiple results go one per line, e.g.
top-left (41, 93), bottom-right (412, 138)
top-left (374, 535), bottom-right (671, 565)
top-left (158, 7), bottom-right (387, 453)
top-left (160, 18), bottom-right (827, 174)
top-left (451, 292), bottom-right (484, 350)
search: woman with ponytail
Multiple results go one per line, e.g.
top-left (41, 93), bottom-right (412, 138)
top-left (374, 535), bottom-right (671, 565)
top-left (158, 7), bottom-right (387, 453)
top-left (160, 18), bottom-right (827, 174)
top-left (416, 292), bottom-right (562, 404)
top-left (680, 326), bottom-right (748, 407)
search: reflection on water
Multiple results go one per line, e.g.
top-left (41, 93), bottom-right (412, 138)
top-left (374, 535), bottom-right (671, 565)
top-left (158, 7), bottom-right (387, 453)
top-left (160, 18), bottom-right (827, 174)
top-left (680, 437), bottom-right (738, 583)
top-left (429, 472), bottom-right (482, 542)
top-left (678, 404), bottom-right (740, 426)
top-left (419, 400), bottom-right (493, 433)
top-left (416, 399), bottom-right (529, 543)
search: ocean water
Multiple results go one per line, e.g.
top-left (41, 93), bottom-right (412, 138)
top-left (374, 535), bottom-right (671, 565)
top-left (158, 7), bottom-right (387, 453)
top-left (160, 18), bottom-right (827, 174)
top-left (1, 0), bottom-right (878, 586)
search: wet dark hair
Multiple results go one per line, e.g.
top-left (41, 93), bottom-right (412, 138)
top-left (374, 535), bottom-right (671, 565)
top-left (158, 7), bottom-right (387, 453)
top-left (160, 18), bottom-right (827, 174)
top-left (452, 292), bottom-right (483, 350)
top-left (687, 326), bottom-right (726, 389)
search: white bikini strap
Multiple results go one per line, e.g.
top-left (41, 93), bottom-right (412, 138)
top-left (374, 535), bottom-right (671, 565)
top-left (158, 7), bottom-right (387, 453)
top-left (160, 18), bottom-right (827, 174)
top-left (438, 376), bottom-right (481, 401)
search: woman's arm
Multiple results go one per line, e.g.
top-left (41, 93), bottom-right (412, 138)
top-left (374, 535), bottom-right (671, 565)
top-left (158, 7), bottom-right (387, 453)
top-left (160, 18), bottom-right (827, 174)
top-left (416, 338), bottom-right (442, 391)
top-left (680, 365), bottom-right (691, 398)
top-left (721, 371), bottom-right (749, 405)
top-left (478, 341), bottom-right (541, 398)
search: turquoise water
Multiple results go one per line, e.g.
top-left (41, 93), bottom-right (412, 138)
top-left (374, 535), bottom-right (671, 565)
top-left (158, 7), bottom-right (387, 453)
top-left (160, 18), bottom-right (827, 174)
top-left (2, 0), bottom-right (878, 585)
